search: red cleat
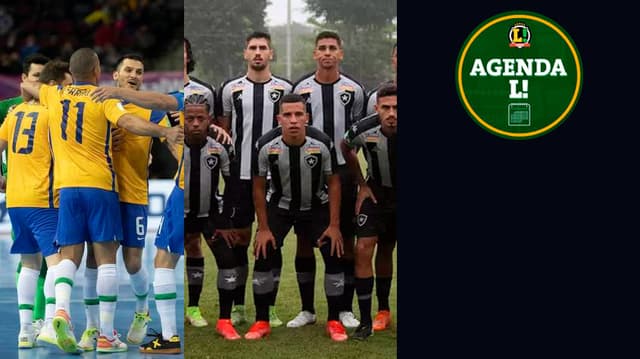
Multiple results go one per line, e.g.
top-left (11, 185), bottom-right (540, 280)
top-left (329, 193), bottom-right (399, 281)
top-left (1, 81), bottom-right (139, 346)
top-left (244, 321), bottom-right (271, 340)
top-left (325, 320), bottom-right (348, 342)
top-left (216, 319), bottom-right (241, 340)
top-left (373, 310), bottom-right (392, 331)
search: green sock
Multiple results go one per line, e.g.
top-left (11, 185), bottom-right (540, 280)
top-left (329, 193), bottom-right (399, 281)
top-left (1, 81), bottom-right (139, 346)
top-left (33, 259), bottom-right (47, 320)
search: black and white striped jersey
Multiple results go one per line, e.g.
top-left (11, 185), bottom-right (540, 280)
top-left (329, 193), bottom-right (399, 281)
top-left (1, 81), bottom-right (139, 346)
top-left (293, 72), bottom-right (366, 166)
top-left (185, 76), bottom-right (216, 117)
top-left (184, 137), bottom-right (231, 218)
top-left (253, 126), bottom-right (337, 211)
top-left (218, 75), bottom-right (293, 180)
top-left (343, 114), bottom-right (396, 189)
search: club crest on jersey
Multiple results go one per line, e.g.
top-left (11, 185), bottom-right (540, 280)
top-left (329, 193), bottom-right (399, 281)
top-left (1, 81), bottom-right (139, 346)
top-left (338, 91), bottom-right (352, 105)
top-left (204, 155), bottom-right (218, 169)
top-left (357, 214), bottom-right (368, 227)
top-left (304, 155), bottom-right (318, 168)
top-left (268, 89), bottom-right (282, 103)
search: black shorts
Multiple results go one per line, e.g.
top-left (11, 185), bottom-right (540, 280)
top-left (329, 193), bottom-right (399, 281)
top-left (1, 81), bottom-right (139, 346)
top-left (337, 165), bottom-right (357, 239)
top-left (185, 213), bottom-right (208, 234)
top-left (222, 177), bottom-right (255, 229)
top-left (356, 185), bottom-right (396, 243)
top-left (269, 204), bottom-right (329, 248)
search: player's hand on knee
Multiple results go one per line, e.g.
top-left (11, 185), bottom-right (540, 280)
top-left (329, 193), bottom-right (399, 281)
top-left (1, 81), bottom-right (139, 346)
top-left (254, 229), bottom-right (276, 260)
top-left (355, 184), bottom-right (376, 215)
top-left (317, 226), bottom-right (344, 258)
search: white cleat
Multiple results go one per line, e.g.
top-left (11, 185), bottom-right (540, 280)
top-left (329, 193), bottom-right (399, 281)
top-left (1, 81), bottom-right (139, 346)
top-left (286, 311), bottom-right (317, 328)
top-left (339, 311), bottom-right (360, 328)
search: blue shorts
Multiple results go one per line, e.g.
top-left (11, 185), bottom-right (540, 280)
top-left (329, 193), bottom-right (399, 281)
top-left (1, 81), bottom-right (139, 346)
top-left (56, 188), bottom-right (123, 246)
top-left (9, 207), bottom-right (58, 257)
top-left (154, 186), bottom-right (184, 255)
top-left (120, 202), bottom-right (148, 248)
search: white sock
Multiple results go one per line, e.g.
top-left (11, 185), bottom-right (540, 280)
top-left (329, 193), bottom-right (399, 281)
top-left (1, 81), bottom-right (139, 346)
top-left (44, 264), bottom-right (57, 322)
top-left (83, 267), bottom-right (99, 329)
top-left (129, 267), bottom-right (149, 313)
top-left (55, 259), bottom-right (77, 314)
top-left (17, 267), bottom-right (39, 331)
top-left (97, 264), bottom-right (117, 337)
top-left (153, 268), bottom-right (177, 340)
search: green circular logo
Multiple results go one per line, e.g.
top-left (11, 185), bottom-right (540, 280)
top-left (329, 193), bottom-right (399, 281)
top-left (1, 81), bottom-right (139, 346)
top-left (455, 11), bottom-right (583, 139)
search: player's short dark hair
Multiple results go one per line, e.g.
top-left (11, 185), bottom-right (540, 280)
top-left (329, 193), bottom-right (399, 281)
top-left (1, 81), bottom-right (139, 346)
top-left (185, 92), bottom-right (210, 113)
top-left (279, 93), bottom-right (306, 109)
top-left (246, 31), bottom-right (272, 47)
top-left (315, 31), bottom-right (342, 47)
top-left (377, 84), bottom-right (397, 100)
top-left (69, 48), bottom-right (99, 79)
top-left (39, 60), bottom-right (70, 84)
top-left (114, 53), bottom-right (144, 71)
top-left (22, 53), bottom-right (50, 75)
top-left (184, 37), bottom-right (195, 74)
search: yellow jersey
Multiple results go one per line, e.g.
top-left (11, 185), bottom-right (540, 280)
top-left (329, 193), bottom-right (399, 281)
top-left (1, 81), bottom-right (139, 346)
top-left (0, 101), bottom-right (58, 208)
top-left (40, 83), bottom-right (129, 191)
top-left (113, 103), bottom-right (170, 205)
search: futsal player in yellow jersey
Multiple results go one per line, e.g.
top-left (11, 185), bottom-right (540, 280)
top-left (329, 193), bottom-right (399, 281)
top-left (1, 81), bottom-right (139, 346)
top-left (76, 54), bottom-right (173, 351)
top-left (21, 48), bottom-right (183, 354)
top-left (0, 60), bottom-right (72, 349)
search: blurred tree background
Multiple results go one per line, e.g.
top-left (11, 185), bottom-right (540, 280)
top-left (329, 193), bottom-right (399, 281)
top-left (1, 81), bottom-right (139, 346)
top-left (185, 0), bottom-right (396, 91)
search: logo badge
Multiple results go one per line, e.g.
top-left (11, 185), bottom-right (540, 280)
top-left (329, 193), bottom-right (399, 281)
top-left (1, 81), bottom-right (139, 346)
top-left (357, 214), bottom-right (368, 227)
top-left (268, 89), bottom-right (282, 103)
top-left (204, 155), bottom-right (218, 169)
top-left (455, 11), bottom-right (582, 139)
top-left (338, 91), bottom-right (352, 106)
top-left (304, 155), bottom-right (318, 168)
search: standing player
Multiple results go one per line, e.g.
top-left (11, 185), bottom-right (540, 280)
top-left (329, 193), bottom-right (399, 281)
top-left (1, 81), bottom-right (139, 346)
top-left (182, 93), bottom-right (241, 340)
top-left (22, 48), bottom-right (183, 353)
top-left (246, 94), bottom-right (347, 341)
top-left (76, 53), bottom-right (174, 351)
top-left (364, 43), bottom-right (397, 332)
top-left (217, 31), bottom-right (292, 327)
top-left (0, 53), bottom-right (50, 327)
top-left (183, 37), bottom-right (217, 328)
top-left (341, 84), bottom-right (397, 340)
top-left (290, 31), bottom-right (366, 329)
top-left (0, 59), bottom-right (70, 348)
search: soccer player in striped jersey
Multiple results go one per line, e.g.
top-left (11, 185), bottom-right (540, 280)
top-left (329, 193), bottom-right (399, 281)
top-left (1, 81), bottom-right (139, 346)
top-left (182, 93), bottom-right (241, 340)
top-left (217, 31), bottom-right (292, 327)
top-left (366, 43), bottom-right (396, 116)
top-left (291, 30), bottom-right (366, 329)
top-left (21, 48), bottom-right (183, 354)
top-left (0, 59), bottom-right (70, 349)
top-left (247, 93), bottom-right (347, 341)
top-left (0, 53), bottom-right (50, 328)
top-left (76, 53), bottom-right (172, 351)
top-left (341, 84), bottom-right (397, 340)
top-left (363, 43), bottom-right (397, 332)
top-left (183, 37), bottom-right (217, 328)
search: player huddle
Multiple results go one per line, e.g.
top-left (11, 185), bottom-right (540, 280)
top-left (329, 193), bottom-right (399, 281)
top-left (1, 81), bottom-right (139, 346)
top-left (183, 31), bottom-right (397, 343)
top-left (0, 48), bottom-right (185, 354)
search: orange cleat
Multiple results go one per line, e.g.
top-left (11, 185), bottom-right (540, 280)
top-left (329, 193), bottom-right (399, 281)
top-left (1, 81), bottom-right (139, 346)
top-left (325, 320), bottom-right (348, 342)
top-left (216, 319), bottom-right (241, 340)
top-left (244, 321), bottom-right (271, 340)
top-left (373, 310), bottom-right (392, 331)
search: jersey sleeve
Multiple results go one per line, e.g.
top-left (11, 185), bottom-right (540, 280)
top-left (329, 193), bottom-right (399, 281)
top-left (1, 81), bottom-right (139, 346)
top-left (343, 124), bottom-right (365, 149)
top-left (366, 91), bottom-right (377, 116)
top-left (103, 99), bottom-right (130, 125)
top-left (255, 142), bottom-right (269, 177)
top-left (321, 142), bottom-right (336, 176)
top-left (219, 145), bottom-right (231, 177)
top-left (0, 114), bottom-right (9, 141)
top-left (39, 84), bottom-right (60, 108)
top-left (170, 91), bottom-right (184, 111)
top-left (221, 83), bottom-right (233, 117)
top-left (149, 109), bottom-right (169, 125)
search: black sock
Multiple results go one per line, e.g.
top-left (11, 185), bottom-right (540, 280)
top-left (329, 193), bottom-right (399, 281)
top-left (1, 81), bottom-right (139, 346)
top-left (233, 245), bottom-right (249, 306)
top-left (295, 256), bottom-right (316, 314)
top-left (186, 257), bottom-right (205, 307)
top-left (376, 276), bottom-right (392, 311)
top-left (218, 288), bottom-right (234, 319)
top-left (342, 258), bottom-right (355, 312)
top-left (356, 277), bottom-right (374, 326)
top-left (270, 248), bottom-right (282, 306)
